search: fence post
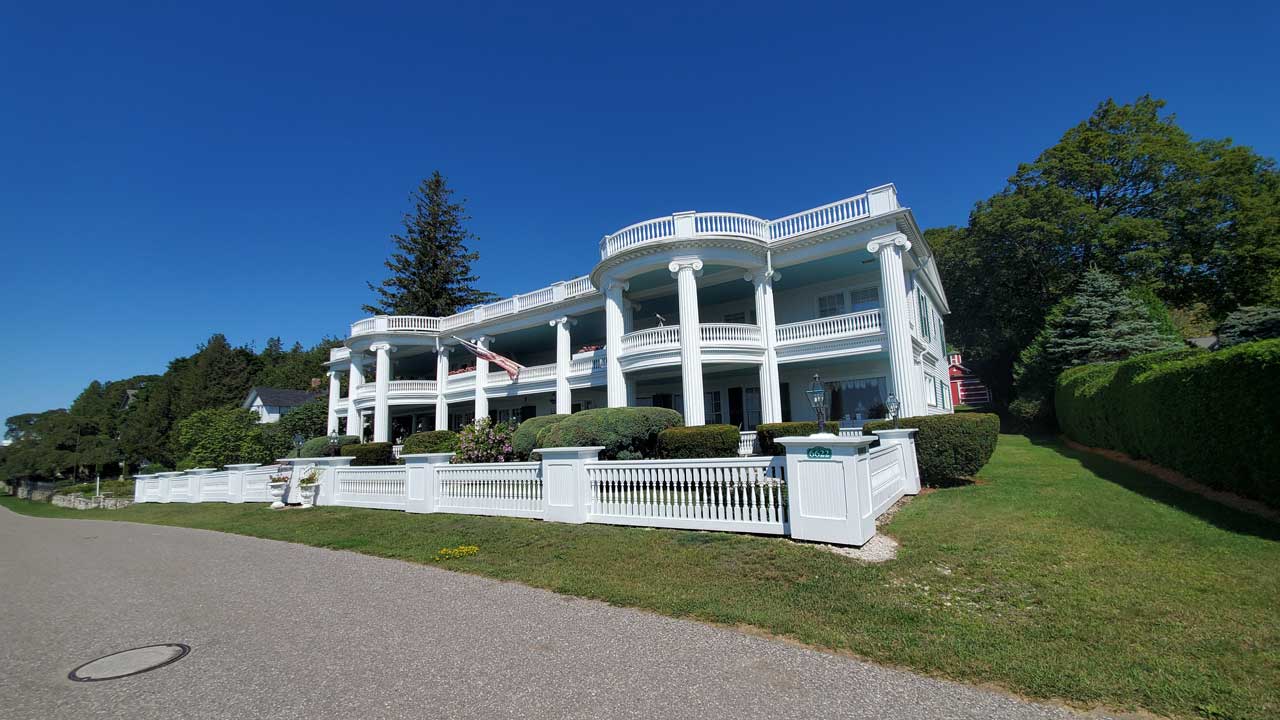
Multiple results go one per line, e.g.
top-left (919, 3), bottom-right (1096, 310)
top-left (534, 446), bottom-right (603, 524)
top-left (870, 429), bottom-right (920, 494)
top-left (775, 435), bottom-right (879, 546)
top-left (224, 464), bottom-right (258, 504)
top-left (402, 453), bottom-right (452, 513)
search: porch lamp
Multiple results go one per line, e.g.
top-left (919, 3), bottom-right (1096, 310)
top-left (886, 394), bottom-right (901, 430)
top-left (327, 429), bottom-right (340, 457)
top-left (805, 374), bottom-right (835, 437)
top-left (292, 432), bottom-right (305, 457)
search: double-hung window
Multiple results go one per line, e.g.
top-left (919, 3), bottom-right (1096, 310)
top-left (849, 286), bottom-right (879, 313)
top-left (818, 292), bottom-right (846, 318)
top-left (703, 391), bottom-right (723, 424)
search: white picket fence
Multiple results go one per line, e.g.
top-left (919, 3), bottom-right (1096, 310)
top-left (133, 430), bottom-right (920, 547)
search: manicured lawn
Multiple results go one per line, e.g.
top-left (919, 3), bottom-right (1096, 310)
top-left (4, 435), bottom-right (1277, 720)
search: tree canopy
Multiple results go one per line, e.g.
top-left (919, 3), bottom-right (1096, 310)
top-left (364, 171), bottom-right (497, 317)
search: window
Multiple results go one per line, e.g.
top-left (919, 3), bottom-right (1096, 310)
top-left (917, 289), bottom-right (931, 340)
top-left (849, 286), bottom-right (879, 313)
top-left (723, 311), bottom-right (746, 324)
top-left (826, 377), bottom-right (888, 425)
top-left (703, 391), bottom-right (723, 424)
top-left (925, 374), bottom-right (938, 407)
top-left (744, 387), bottom-right (762, 430)
top-left (818, 292), bottom-right (846, 318)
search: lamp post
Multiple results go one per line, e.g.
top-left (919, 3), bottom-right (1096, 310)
top-left (327, 429), bottom-right (340, 457)
top-left (805, 374), bottom-right (835, 437)
top-left (292, 432), bottom-right (305, 457)
top-left (886, 394), bottom-right (900, 430)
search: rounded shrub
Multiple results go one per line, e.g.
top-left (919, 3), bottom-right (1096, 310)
top-left (536, 407), bottom-right (683, 460)
top-left (656, 424), bottom-right (740, 459)
top-left (454, 419), bottom-right (516, 463)
top-left (340, 442), bottom-right (395, 466)
top-left (402, 430), bottom-right (458, 455)
top-left (298, 434), bottom-right (359, 458)
top-left (755, 421), bottom-right (839, 456)
top-left (863, 413), bottom-right (1000, 486)
top-left (512, 414), bottom-right (570, 460)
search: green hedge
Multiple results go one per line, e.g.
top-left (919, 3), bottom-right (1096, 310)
top-left (1056, 340), bottom-right (1280, 506)
top-left (657, 424), bottom-right (740, 459)
top-left (536, 407), bottom-right (683, 460)
top-left (755, 421), bottom-right (839, 456)
top-left (298, 434), bottom-right (359, 458)
top-left (865, 413), bottom-right (1000, 486)
top-left (402, 430), bottom-right (458, 455)
top-left (513, 415), bottom-right (570, 460)
top-left (341, 442), bottom-right (395, 466)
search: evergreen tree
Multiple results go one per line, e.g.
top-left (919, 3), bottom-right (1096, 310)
top-left (365, 171), bottom-right (497, 316)
top-left (1014, 269), bottom-right (1180, 415)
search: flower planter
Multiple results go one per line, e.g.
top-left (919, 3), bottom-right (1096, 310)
top-left (267, 481), bottom-right (287, 509)
top-left (299, 483), bottom-right (319, 508)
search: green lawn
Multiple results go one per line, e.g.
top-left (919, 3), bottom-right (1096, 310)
top-left (4, 435), bottom-right (1277, 720)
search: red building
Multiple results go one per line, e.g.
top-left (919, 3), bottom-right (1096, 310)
top-left (948, 353), bottom-right (991, 407)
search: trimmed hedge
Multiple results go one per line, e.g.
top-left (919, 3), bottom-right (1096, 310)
top-left (657, 424), bottom-right (740, 459)
top-left (512, 415), bottom-right (570, 460)
top-left (755, 421), bottom-right (839, 456)
top-left (341, 442), bottom-right (395, 466)
top-left (536, 407), bottom-right (683, 460)
top-left (865, 413), bottom-right (1000, 486)
top-left (298, 434), bottom-right (359, 458)
top-left (1056, 340), bottom-right (1280, 506)
top-left (402, 430), bottom-right (458, 455)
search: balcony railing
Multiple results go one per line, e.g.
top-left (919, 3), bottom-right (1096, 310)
top-left (620, 326), bottom-right (680, 354)
top-left (700, 323), bottom-right (762, 346)
top-left (775, 309), bottom-right (882, 345)
top-left (767, 194), bottom-right (871, 241)
top-left (569, 352), bottom-right (607, 375)
top-left (390, 380), bottom-right (437, 394)
top-left (620, 324), bottom-right (764, 356)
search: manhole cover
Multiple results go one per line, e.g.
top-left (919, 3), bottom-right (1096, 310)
top-left (68, 643), bottom-right (190, 682)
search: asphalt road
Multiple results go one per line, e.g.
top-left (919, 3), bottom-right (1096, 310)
top-left (0, 506), bottom-right (1100, 720)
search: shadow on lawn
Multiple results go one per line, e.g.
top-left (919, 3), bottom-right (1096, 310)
top-left (1028, 435), bottom-right (1280, 542)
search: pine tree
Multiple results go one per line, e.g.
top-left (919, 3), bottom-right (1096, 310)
top-left (1015, 269), bottom-right (1180, 409)
top-left (365, 172), bottom-right (497, 316)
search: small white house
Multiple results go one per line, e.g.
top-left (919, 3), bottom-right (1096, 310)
top-left (242, 387), bottom-right (322, 424)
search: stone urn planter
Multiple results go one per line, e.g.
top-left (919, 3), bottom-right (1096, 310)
top-left (267, 481), bottom-right (288, 509)
top-left (298, 483), bottom-right (319, 508)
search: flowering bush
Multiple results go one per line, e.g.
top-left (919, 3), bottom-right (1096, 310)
top-left (454, 418), bottom-right (516, 463)
top-left (435, 545), bottom-right (479, 560)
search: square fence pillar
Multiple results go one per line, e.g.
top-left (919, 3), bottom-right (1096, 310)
top-left (775, 436), bottom-right (879, 546)
top-left (132, 474), bottom-right (153, 503)
top-left (870, 429), bottom-right (921, 494)
top-left (401, 453), bottom-right (453, 514)
top-left (224, 464), bottom-right (261, 504)
top-left (534, 447), bottom-right (603, 524)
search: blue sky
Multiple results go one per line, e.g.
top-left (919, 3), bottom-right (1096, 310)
top-left (2, 0), bottom-right (1278, 420)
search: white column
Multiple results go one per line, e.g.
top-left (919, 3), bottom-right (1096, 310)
top-left (473, 336), bottom-right (490, 423)
top-left (747, 269), bottom-right (783, 424)
top-left (435, 347), bottom-right (450, 431)
top-left (551, 317), bottom-right (573, 415)
top-left (670, 258), bottom-right (705, 426)
top-left (345, 355), bottom-right (364, 437)
top-left (371, 342), bottom-right (393, 442)
top-left (326, 370), bottom-right (341, 435)
top-left (868, 233), bottom-right (923, 418)
top-left (604, 280), bottom-right (628, 408)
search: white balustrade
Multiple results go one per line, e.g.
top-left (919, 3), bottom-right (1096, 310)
top-left (586, 457), bottom-right (787, 534)
top-left (564, 276), bottom-right (595, 296)
top-left (620, 326), bottom-right (680, 354)
top-left (518, 363), bottom-right (557, 381)
top-left (839, 427), bottom-right (864, 438)
top-left (517, 286), bottom-right (555, 308)
top-left (699, 323), bottom-right (763, 346)
top-left (386, 316), bottom-right (441, 332)
top-left (334, 466), bottom-right (407, 509)
top-left (569, 352), bottom-right (606, 375)
top-left (435, 462), bottom-right (543, 518)
top-left (599, 216), bottom-right (675, 258)
top-left (775, 309), bottom-right (882, 345)
top-left (768, 193), bottom-right (871, 240)
top-left (389, 380), bottom-right (437, 394)
top-left (351, 318), bottom-right (379, 335)
top-left (738, 431), bottom-right (759, 456)
top-left (356, 384), bottom-right (376, 399)
top-left (693, 212), bottom-right (769, 240)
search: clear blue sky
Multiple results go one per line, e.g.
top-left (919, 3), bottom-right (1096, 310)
top-left (2, 1), bottom-right (1278, 420)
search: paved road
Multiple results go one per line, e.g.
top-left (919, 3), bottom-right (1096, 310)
top-left (0, 507), bottom-right (1098, 720)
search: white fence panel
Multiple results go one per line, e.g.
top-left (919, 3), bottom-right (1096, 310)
top-left (587, 457), bottom-right (787, 534)
top-left (242, 466), bottom-right (280, 502)
top-left (142, 477), bottom-right (162, 502)
top-left (436, 462), bottom-right (543, 518)
top-left (168, 477), bottom-right (193, 502)
top-left (868, 443), bottom-right (906, 517)
top-left (199, 472), bottom-right (230, 502)
top-left (334, 466), bottom-right (407, 509)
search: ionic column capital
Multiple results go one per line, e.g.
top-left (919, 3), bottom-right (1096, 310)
top-left (743, 268), bottom-right (780, 285)
top-left (867, 233), bottom-right (912, 255)
top-left (369, 342), bottom-right (395, 353)
top-left (605, 279), bottom-right (630, 294)
top-left (549, 316), bottom-right (576, 328)
top-left (668, 258), bottom-right (704, 277)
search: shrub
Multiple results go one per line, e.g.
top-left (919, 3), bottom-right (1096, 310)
top-left (1217, 306), bottom-right (1280, 348)
top-left (454, 419), bottom-right (516, 463)
top-left (402, 430), bottom-right (459, 455)
top-left (341, 442), bottom-right (395, 466)
top-left (138, 463), bottom-right (171, 475)
top-left (278, 399), bottom-right (328, 441)
top-left (1056, 340), bottom-right (1279, 506)
top-left (173, 407), bottom-right (272, 469)
top-left (536, 407), bottom-right (683, 460)
top-left (754, 421), bottom-right (839, 456)
top-left (512, 414), bottom-right (570, 460)
top-left (298, 434), bottom-right (359, 458)
top-left (656, 424), bottom-right (741, 459)
top-left (864, 413), bottom-right (1000, 486)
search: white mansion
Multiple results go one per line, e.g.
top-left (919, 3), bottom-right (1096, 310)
top-left (325, 183), bottom-right (953, 446)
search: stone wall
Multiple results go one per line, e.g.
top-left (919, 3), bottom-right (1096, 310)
top-left (50, 494), bottom-right (134, 510)
top-left (16, 481), bottom-right (57, 502)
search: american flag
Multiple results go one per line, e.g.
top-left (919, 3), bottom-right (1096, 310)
top-left (451, 336), bottom-right (524, 381)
